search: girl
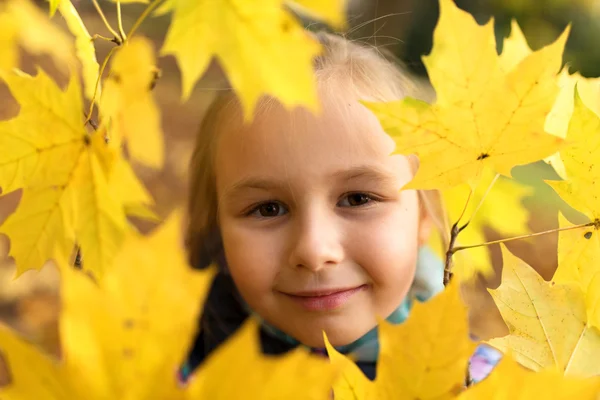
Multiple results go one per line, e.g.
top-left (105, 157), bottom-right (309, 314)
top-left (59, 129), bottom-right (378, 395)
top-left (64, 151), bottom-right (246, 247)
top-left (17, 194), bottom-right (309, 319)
top-left (180, 31), bottom-right (500, 384)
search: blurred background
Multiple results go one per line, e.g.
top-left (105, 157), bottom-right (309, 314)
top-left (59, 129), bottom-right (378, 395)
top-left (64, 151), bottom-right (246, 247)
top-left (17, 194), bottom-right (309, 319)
top-left (0, 0), bottom-right (598, 358)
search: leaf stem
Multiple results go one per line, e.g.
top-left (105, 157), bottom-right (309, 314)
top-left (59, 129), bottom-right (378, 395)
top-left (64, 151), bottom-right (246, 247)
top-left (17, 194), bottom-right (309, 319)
top-left (84, 46), bottom-right (119, 126)
top-left (127, 0), bottom-right (164, 39)
top-left (117, 1), bottom-right (127, 41)
top-left (92, 34), bottom-right (116, 43)
top-left (464, 174), bottom-right (499, 227)
top-left (452, 221), bottom-right (596, 253)
top-left (92, 0), bottom-right (122, 44)
top-left (455, 186), bottom-right (474, 226)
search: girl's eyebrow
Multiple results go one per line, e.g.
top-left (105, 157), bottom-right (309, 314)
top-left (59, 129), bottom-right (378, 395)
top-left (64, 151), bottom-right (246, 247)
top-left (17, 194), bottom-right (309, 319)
top-left (331, 165), bottom-right (397, 184)
top-left (222, 165), bottom-right (397, 200)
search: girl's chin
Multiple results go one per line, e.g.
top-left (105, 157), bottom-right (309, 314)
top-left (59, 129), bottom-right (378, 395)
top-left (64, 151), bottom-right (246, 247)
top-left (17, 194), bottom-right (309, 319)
top-left (290, 318), bottom-right (378, 348)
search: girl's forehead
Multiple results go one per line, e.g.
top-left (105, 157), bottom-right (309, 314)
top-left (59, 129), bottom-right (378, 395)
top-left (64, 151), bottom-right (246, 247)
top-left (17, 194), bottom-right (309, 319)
top-left (217, 89), bottom-right (396, 161)
top-left (213, 89), bottom-right (410, 191)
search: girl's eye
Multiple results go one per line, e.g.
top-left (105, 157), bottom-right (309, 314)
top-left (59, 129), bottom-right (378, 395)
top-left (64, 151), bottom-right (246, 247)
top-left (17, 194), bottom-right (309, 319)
top-left (249, 202), bottom-right (287, 218)
top-left (338, 193), bottom-right (374, 207)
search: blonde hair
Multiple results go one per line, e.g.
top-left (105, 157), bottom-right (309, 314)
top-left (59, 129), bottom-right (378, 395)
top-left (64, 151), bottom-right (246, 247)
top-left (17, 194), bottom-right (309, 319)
top-left (186, 31), bottom-right (446, 269)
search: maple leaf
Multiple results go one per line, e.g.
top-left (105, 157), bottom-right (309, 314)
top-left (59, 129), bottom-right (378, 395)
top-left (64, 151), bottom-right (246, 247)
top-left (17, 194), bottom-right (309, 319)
top-left (0, 68), bottom-right (127, 277)
top-left (545, 91), bottom-right (600, 221)
top-left (325, 280), bottom-right (476, 399)
top-left (160, 0), bottom-right (345, 117)
top-left (488, 244), bottom-right (600, 377)
top-left (547, 90), bottom-right (600, 328)
top-left (188, 318), bottom-right (337, 400)
top-left (497, 20), bottom-right (600, 180)
top-left (0, 0), bottom-right (75, 73)
top-left (0, 212), bottom-right (215, 399)
top-left (100, 36), bottom-right (164, 168)
top-left (56, 0), bottom-right (100, 101)
top-left (458, 353), bottom-right (600, 399)
top-left (364, 0), bottom-right (567, 190)
top-left (430, 169), bottom-right (531, 279)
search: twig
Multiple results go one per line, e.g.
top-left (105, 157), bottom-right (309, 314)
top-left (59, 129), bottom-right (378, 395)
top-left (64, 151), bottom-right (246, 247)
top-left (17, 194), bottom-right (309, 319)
top-left (92, 0), bottom-right (122, 44)
top-left (442, 186), bottom-right (473, 285)
top-left (84, 46), bottom-right (119, 126)
top-left (443, 221), bottom-right (468, 285)
top-left (87, 118), bottom-right (99, 130)
top-left (127, 0), bottom-right (164, 39)
top-left (452, 221), bottom-right (596, 253)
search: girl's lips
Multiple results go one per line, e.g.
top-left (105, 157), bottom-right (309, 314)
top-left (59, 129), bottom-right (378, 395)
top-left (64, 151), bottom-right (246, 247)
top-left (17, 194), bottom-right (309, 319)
top-left (283, 284), bottom-right (367, 311)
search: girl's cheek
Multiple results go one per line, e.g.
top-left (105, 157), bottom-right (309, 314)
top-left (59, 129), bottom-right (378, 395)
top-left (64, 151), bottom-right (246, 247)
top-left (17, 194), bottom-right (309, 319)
top-left (221, 221), bottom-right (282, 288)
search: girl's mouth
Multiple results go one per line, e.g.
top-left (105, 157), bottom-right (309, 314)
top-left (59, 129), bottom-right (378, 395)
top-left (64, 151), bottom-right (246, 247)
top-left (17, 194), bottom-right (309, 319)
top-left (282, 284), bottom-right (368, 311)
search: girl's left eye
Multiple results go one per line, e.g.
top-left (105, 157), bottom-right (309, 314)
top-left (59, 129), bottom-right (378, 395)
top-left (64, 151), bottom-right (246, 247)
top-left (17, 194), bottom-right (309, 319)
top-left (338, 193), bottom-right (376, 207)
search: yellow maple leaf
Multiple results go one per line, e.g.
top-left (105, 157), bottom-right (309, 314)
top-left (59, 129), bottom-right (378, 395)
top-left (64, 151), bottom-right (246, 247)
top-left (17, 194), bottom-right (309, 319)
top-left (547, 89), bottom-right (600, 326)
top-left (431, 169), bottom-right (531, 279)
top-left (188, 318), bottom-right (337, 400)
top-left (458, 353), bottom-right (600, 399)
top-left (496, 20), bottom-right (600, 180)
top-left (100, 36), bottom-right (164, 168)
top-left (325, 280), bottom-right (476, 399)
top-left (160, 0), bottom-right (345, 117)
top-left (546, 91), bottom-right (600, 220)
top-left (0, 212), bottom-right (215, 399)
top-left (365, 0), bottom-right (566, 190)
top-left (488, 244), bottom-right (600, 376)
top-left (0, 0), bottom-right (75, 73)
top-left (57, 0), bottom-right (100, 101)
top-left (0, 69), bottom-right (128, 277)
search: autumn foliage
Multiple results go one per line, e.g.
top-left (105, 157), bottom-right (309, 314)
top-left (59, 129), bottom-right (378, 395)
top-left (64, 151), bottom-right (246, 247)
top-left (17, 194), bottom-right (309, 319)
top-left (1, 0), bottom-right (600, 398)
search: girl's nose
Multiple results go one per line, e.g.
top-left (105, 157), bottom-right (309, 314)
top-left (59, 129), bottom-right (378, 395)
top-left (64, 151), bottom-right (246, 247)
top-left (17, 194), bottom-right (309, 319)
top-left (287, 208), bottom-right (345, 271)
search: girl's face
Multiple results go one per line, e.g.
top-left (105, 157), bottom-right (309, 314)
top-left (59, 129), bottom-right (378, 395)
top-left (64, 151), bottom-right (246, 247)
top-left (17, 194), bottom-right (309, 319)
top-left (214, 90), bottom-right (430, 347)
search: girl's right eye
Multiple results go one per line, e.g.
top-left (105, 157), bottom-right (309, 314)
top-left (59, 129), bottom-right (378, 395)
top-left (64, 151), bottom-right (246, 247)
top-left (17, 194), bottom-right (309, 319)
top-left (247, 202), bottom-right (288, 218)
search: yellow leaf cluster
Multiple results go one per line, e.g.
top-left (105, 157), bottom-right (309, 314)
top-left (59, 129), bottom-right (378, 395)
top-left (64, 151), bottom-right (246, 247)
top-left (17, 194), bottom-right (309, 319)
top-left (326, 279), bottom-right (599, 399)
top-left (0, 69), bottom-right (132, 278)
